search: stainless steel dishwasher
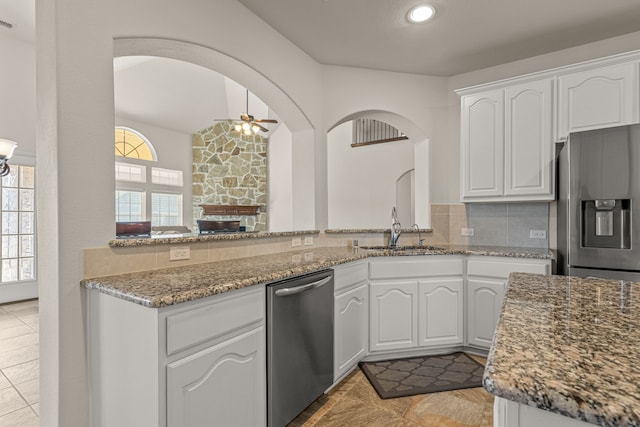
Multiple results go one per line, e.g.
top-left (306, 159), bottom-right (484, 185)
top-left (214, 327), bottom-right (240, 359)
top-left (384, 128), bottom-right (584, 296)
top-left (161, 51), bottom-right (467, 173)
top-left (267, 269), bottom-right (334, 427)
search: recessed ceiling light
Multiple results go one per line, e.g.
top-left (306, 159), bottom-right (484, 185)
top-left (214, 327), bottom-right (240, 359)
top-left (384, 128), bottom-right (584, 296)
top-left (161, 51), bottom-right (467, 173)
top-left (407, 5), bottom-right (435, 23)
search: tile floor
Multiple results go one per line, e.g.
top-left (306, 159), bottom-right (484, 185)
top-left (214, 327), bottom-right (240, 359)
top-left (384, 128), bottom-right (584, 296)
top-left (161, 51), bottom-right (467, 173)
top-left (289, 354), bottom-right (493, 427)
top-left (0, 299), bottom-right (39, 427)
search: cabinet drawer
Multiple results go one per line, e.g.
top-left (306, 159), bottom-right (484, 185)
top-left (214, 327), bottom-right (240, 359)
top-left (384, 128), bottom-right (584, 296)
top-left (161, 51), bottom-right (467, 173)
top-left (467, 258), bottom-right (549, 279)
top-left (370, 257), bottom-right (463, 279)
top-left (333, 262), bottom-right (368, 292)
top-left (166, 288), bottom-right (264, 356)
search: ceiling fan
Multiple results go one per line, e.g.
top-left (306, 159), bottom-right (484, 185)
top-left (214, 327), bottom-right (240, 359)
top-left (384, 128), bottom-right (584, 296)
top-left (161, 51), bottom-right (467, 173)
top-left (217, 89), bottom-right (278, 135)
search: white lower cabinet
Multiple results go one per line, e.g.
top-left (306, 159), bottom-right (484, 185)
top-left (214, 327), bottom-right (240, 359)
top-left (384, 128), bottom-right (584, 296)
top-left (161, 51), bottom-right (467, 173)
top-left (333, 261), bottom-right (369, 381)
top-left (466, 257), bottom-right (551, 349)
top-left (87, 285), bottom-right (266, 427)
top-left (494, 397), bottom-right (594, 427)
top-left (418, 278), bottom-right (464, 347)
top-left (369, 256), bottom-right (464, 353)
top-left (466, 278), bottom-right (505, 348)
top-left (369, 280), bottom-right (419, 351)
top-left (334, 283), bottom-right (368, 380)
top-left (167, 327), bottom-right (264, 427)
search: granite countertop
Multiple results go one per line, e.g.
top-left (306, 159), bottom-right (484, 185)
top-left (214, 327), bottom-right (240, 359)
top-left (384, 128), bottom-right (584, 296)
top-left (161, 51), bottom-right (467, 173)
top-left (82, 245), bottom-right (554, 308)
top-left (483, 272), bottom-right (640, 427)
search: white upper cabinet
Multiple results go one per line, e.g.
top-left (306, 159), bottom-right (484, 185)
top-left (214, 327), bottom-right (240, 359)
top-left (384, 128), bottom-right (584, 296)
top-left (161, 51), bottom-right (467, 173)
top-left (558, 62), bottom-right (639, 139)
top-left (461, 89), bottom-right (505, 199)
top-left (460, 79), bottom-right (554, 202)
top-left (504, 79), bottom-right (554, 198)
top-left (459, 52), bottom-right (640, 204)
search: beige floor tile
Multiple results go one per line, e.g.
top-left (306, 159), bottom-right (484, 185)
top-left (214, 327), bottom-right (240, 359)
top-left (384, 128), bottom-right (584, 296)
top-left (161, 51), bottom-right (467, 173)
top-left (0, 387), bottom-right (27, 417)
top-left (0, 332), bottom-right (39, 352)
top-left (0, 372), bottom-right (10, 390)
top-left (0, 317), bottom-right (23, 332)
top-left (406, 392), bottom-right (484, 426)
top-left (0, 344), bottom-right (39, 369)
top-left (16, 314), bottom-right (38, 331)
top-left (15, 378), bottom-right (38, 404)
top-left (0, 406), bottom-right (39, 427)
top-left (2, 360), bottom-right (39, 386)
top-left (291, 355), bottom-right (493, 427)
top-left (0, 324), bottom-right (33, 342)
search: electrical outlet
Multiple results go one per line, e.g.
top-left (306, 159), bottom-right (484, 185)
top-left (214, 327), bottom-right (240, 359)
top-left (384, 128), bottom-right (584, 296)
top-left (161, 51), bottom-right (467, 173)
top-left (304, 252), bottom-right (314, 261)
top-left (530, 230), bottom-right (547, 239)
top-left (461, 227), bottom-right (475, 237)
top-left (169, 245), bottom-right (190, 261)
top-left (292, 237), bottom-right (302, 247)
top-left (304, 236), bottom-right (314, 246)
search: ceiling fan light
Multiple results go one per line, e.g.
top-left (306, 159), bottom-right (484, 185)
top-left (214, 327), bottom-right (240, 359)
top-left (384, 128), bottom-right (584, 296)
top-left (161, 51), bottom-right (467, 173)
top-left (234, 124), bottom-right (242, 132)
top-left (243, 129), bottom-right (252, 136)
top-left (242, 122), bottom-right (251, 131)
top-left (251, 125), bottom-right (261, 134)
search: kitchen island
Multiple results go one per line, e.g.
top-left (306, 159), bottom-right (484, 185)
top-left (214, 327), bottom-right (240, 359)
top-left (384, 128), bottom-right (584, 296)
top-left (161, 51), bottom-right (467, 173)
top-left (484, 273), bottom-right (640, 427)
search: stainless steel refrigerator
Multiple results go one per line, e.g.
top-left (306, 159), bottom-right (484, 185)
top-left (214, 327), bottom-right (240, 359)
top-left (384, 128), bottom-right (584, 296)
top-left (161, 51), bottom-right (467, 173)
top-left (557, 123), bottom-right (640, 281)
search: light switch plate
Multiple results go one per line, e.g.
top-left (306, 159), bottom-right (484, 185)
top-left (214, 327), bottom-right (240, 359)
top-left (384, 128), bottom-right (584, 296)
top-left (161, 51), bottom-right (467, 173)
top-left (304, 236), bottom-right (314, 246)
top-left (170, 245), bottom-right (190, 261)
top-left (292, 238), bottom-right (302, 247)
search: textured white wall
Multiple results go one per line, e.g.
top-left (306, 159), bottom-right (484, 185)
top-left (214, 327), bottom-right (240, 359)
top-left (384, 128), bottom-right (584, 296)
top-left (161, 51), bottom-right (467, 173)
top-left (0, 35), bottom-right (35, 154)
top-left (327, 121), bottom-right (415, 228)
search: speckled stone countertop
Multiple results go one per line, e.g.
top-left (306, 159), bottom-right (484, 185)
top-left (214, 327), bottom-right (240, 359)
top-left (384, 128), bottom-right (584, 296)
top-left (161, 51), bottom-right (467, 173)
top-left (82, 245), bottom-right (554, 308)
top-left (484, 272), bottom-right (640, 427)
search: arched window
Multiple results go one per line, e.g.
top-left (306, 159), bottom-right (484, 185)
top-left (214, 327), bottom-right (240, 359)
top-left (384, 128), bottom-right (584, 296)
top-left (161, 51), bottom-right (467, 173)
top-left (114, 127), bottom-right (156, 161)
top-left (114, 126), bottom-right (184, 232)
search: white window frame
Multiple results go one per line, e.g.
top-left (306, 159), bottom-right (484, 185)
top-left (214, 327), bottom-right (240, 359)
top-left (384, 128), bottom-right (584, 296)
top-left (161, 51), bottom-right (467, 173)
top-left (151, 192), bottom-right (183, 226)
top-left (0, 153), bottom-right (37, 293)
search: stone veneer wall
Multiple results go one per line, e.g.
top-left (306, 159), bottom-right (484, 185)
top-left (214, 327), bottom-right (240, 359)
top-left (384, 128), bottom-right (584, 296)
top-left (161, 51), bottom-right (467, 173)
top-left (192, 121), bottom-right (267, 232)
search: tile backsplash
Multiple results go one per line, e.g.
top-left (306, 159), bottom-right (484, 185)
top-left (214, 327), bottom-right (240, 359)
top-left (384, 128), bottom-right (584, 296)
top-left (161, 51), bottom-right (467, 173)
top-left (449, 202), bottom-right (549, 248)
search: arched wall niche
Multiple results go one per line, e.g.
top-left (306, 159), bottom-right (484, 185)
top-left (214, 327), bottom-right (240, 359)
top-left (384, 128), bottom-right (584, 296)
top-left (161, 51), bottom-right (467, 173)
top-left (113, 37), bottom-right (317, 231)
top-left (327, 109), bottom-right (431, 229)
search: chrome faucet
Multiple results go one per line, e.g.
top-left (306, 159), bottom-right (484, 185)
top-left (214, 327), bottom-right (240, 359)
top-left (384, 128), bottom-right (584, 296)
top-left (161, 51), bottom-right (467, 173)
top-left (389, 207), bottom-right (402, 247)
top-left (412, 223), bottom-right (424, 246)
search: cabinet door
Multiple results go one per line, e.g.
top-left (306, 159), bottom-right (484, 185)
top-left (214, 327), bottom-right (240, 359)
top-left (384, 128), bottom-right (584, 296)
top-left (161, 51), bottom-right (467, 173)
top-left (418, 278), bottom-right (464, 347)
top-left (467, 278), bottom-right (505, 349)
top-left (334, 283), bottom-right (368, 381)
top-left (167, 327), bottom-right (265, 427)
top-left (369, 281), bottom-right (418, 352)
top-left (504, 79), bottom-right (554, 199)
top-left (558, 62), bottom-right (639, 138)
top-left (461, 89), bottom-right (505, 200)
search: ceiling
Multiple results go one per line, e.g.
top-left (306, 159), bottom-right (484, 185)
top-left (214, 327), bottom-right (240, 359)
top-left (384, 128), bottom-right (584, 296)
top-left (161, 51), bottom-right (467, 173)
top-left (4, 0), bottom-right (640, 133)
top-left (237, 0), bottom-right (640, 76)
top-left (113, 56), bottom-right (275, 134)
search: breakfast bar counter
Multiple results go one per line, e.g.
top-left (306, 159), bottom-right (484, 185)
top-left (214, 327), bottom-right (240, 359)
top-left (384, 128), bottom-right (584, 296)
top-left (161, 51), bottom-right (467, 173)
top-left (483, 273), bottom-right (640, 427)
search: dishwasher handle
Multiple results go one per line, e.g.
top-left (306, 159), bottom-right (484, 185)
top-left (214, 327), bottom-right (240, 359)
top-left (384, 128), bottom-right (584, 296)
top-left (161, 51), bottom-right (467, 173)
top-left (274, 276), bottom-right (332, 297)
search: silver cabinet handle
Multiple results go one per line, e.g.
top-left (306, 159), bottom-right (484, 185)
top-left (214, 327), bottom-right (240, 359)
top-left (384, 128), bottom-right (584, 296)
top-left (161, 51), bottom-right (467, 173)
top-left (274, 276), bottom-right (332, 297)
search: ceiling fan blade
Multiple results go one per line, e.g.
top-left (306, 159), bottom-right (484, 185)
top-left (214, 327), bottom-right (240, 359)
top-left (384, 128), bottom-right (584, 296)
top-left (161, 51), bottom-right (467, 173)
top-left (253, 119), bottom-right (278, 123)
top-left (252, 123), bottom-right (268, 132)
